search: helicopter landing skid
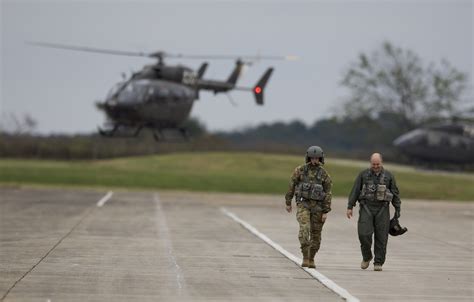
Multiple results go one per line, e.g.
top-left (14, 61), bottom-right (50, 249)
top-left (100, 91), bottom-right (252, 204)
top-left (97, 125), bottom-right (118, 137)
top-left (152, 129), bottom-right (163, 141)
top-left (152, 128), bottom-right (190, 142)
top-left (179, 128), bottom-right (189, 140)
top-left (98, 125), bottom-right (189, 142)
top-left (98, 125), bottom-right (143, 138)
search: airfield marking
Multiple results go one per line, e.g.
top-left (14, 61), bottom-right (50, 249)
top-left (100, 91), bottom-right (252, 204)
top-left (96, 191), bottom-right (113, 207)
top-left (221, 207), bottom-right (360, 302)
top-left (153, 193), bottom-right (186, 294)
top-left (1, 195), bottom-right (102, 301)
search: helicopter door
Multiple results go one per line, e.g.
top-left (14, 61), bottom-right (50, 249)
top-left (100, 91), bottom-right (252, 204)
top-left (147, 86), bottom-right (168, 103)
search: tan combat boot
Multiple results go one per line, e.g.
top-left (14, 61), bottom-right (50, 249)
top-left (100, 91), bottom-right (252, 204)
top-left (308, 249), bottom-right (316, 269)
top-left (301, 247), bottom-right (309, 267)
top-left (374, 264), bottom-right (383, 271)
top-left (361, 257), bottom-right (373, 270)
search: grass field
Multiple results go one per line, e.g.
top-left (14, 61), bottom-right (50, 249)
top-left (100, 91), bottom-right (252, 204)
top-left (1, 152), bottom-right (473, 201)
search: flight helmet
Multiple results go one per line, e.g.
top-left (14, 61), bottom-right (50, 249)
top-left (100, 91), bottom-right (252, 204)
top-left (305, 145), bottom-right (325, 164)
top-left (389, 217), bottom-right (408, 236)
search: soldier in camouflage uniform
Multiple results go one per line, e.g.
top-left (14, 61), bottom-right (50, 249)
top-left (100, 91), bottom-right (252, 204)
top-left (346, 153), bottom-right (401, 271)
top-left (285, 146), bottom-right (332, 269)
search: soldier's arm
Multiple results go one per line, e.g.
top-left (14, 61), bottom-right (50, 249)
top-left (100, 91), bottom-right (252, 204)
top-left (389, 173), bottom-right (401, 212)
top-left (347, 172), bottom-right (363, 209)
top-left (322, 172), bottom-right (332, 213)
top-left (284, 167), bottom-right (300, 206)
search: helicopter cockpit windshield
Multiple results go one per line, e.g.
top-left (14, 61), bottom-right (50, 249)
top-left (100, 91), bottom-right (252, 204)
top-left (106, 82), bottom-right (124, 100)
top-left (109, 80), bottom-right (150, 104)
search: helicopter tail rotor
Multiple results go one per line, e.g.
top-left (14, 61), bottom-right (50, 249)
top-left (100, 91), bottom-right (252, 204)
top-left (226, 60), bottom-right (246, 86)
top-left (253, 68), bottom-right (274, 105)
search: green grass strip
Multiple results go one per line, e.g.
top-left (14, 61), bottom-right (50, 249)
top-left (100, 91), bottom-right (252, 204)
top-left (1, 152), bottom-right (473, 201)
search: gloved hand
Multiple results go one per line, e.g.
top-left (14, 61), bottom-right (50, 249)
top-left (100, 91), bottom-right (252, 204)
top-left (395, 208), bottom-right (401, 219)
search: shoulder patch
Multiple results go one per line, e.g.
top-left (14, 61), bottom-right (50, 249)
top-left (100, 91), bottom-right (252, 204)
top-left (293, 165), bottom-right (304, 177)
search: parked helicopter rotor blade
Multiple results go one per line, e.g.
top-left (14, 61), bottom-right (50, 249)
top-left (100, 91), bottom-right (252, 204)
top-left (27, 41), bottom-right (156, 58)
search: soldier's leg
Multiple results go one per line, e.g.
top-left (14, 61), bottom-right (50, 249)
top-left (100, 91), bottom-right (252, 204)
top-left (373, 206), bottom-right (390, 266)
top-left (310, 211), bottom-right (325, 254)
top-left (309, 211), bottom-right (325, 268)
top-left (358, 206), bottom-right (374, 261)
top-left (296, 204), bottom-right (311, 264)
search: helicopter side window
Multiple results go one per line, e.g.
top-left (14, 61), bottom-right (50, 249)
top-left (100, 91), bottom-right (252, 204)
top-left (158, 88), bottom-right (170, 99)
top-left (172, 89), bottom-right (184, 100)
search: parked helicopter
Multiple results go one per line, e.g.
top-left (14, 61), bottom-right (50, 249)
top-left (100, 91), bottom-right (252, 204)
top-left (30, 42), bottom-right (295, 140)
top-left (393, 122), bottom-right (474, 164)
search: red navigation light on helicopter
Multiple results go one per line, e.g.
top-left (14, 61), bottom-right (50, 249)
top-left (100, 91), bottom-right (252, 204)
top-left (254, 86), bottom-right (262, 94)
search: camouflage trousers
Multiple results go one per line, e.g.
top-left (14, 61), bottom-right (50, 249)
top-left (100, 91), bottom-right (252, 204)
top-left (296, 203), bottom-right (326, 254)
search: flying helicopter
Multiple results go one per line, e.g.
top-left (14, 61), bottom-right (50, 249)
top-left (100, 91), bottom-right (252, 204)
top-left (393, 122), bottom-right (474, 164)
top-left (30, 41), bottom-right (296, 140)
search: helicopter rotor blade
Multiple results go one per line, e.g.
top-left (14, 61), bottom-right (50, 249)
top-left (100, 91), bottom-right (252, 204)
top-left (27, 41), bottom-right (156, 58)
top-left (168, 54), bottom-right (299, 61)
top-left (27, 41), bottom-right (298, 62)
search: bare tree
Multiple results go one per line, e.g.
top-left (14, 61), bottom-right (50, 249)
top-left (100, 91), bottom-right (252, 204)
top-left (0, 113), bottom-right (38, 134)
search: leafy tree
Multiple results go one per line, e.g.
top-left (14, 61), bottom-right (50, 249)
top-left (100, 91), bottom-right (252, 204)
top-left (340, 41), bottom-right (471, 129)
top-left (181, 117), bottom-right (207, 137)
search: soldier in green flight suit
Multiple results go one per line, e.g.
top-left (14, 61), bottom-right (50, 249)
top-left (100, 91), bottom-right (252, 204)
top-left (346, 153), bottom-right (401, 271)
top-left (285, 146), bottom-right (332, 269)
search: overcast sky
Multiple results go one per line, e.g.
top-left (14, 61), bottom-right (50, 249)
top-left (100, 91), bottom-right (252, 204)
top-left (1, 0), bottom-right (472, 134)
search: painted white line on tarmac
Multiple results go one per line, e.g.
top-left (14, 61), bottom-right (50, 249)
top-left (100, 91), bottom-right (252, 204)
top-left (96, 191), bottom-right (113, 207)
top-left (154, 193), bottom-right (186, 294)
top-left (221, 207), bottom-right (359, 302)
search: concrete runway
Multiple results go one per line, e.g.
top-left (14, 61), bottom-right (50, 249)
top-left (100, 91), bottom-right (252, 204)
top-left (0, 187), bottom-right (472, 301)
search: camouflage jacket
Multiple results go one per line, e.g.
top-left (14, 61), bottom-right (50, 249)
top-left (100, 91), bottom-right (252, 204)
top-left (285, 163), bottom-right (332, 213)
top-left (347, 168), bottom-right (401, 210)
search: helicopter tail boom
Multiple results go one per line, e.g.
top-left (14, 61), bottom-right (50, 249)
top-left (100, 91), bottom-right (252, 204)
top-left (197, 62), bottom-right (208, 79)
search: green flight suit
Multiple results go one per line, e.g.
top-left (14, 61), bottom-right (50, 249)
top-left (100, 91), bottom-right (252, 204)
top-left (286, 163), bottom-right (332, 258)
top-left (348, 168), bottom-right (401, 266)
